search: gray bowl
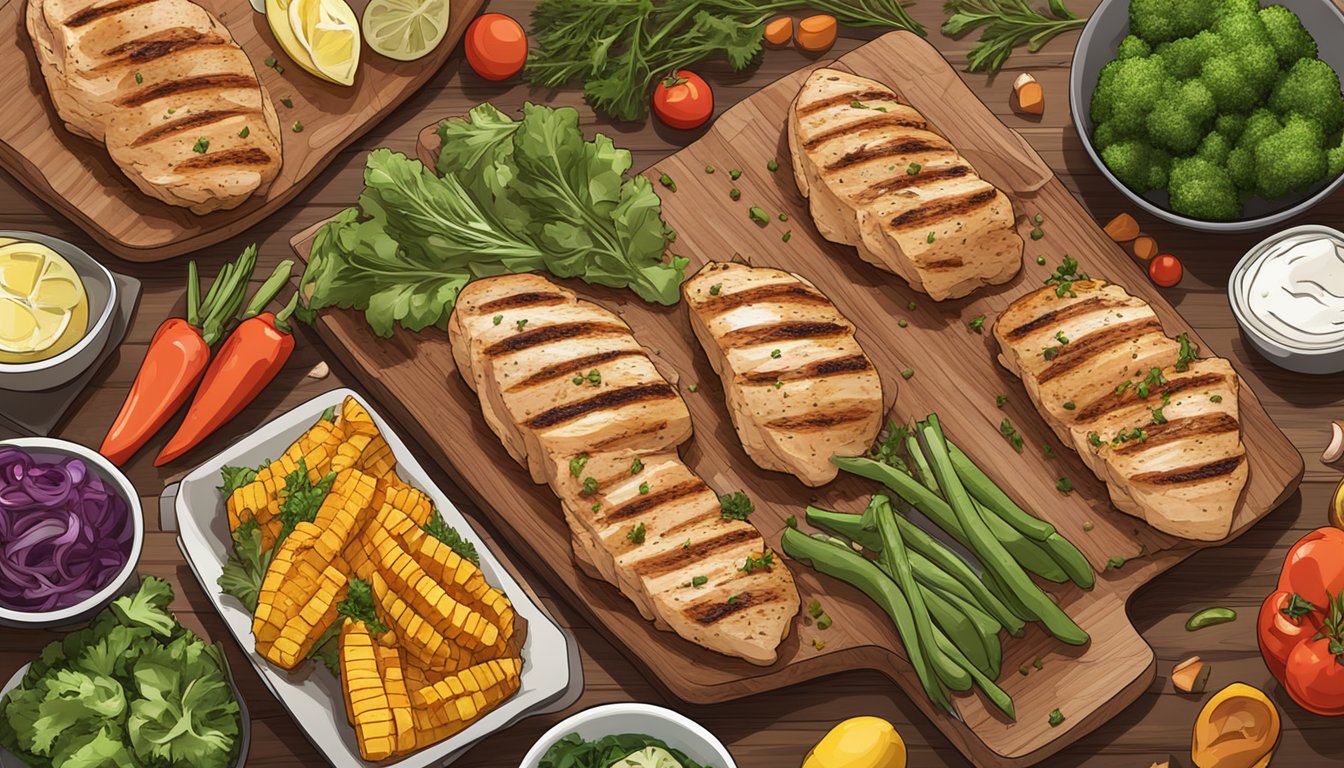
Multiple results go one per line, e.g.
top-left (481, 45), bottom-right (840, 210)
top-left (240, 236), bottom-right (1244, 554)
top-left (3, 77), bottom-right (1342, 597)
top-left (1069, 0), bottom-right (1344, 232)
top-left (0, 231), bottom-right (117, 392)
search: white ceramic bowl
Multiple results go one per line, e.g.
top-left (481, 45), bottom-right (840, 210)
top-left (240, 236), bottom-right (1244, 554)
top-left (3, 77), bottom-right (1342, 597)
top-left (520, 703), bottom-right (737, 768)
top-left (1069, 0), bottom-right (1344, 232)
top-left (0, 437), bottom-right (143, 628)
top-left (0, 231), bottom-right (118, 392)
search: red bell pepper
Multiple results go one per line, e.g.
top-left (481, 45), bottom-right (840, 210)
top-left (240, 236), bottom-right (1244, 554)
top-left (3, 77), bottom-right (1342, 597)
top-left (1258, 526), bottom-right (1344, 716)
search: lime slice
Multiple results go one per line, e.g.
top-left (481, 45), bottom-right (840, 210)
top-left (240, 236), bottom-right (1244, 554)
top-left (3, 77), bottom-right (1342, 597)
top-left (290, 0), bottom-right (361, 86)
top-left (362, 0), bottom-right (450, 62)
top-left (0, 242), bottom-right (88, 361)
top-left (608, 747), bottom-right (684, 768)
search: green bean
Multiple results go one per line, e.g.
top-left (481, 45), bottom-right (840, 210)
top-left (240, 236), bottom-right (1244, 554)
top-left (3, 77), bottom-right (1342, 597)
top-left (922, 584), bottom-right (995, 678)
top-left (926, 584), bottom-right (1002, 678)
top-left (947, 441), bottom-right (1095, 589)
top-left (872, 496), bottom-right (971, 692)
top-left (806, 506), bottom-right (1025, 635)
top-left (931, 625), bottom-right (1017, 720)
top-left (919, 415), bottom-right (1089, 646)
top-left (833, 455), bottom-right (1069, 583)
top-left (910, 552), bottom-right (978, 607)
top-left (1185, 607), bottom-right (1237, 631)
top-left (983, 568), bottom-right (1037, 622)
top-left (779, 528), bottom-right (952, 711)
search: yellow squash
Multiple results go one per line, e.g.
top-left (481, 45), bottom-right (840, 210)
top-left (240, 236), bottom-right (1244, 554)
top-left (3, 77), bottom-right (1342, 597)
top-left (1192, 683), bottom-right (1279, 768)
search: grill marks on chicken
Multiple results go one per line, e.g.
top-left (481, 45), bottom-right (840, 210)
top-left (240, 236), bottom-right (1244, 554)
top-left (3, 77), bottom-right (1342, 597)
top-left (994, 280), bottom-right (1248, 541)
top-left (27, 0), bottom-right (283, 212)
top-left (684, 262), bottom-right (884, 487)
top-left (448, 273), bottom-right (798, 665)
top-left (789, 68), bottom-right (1022, 300)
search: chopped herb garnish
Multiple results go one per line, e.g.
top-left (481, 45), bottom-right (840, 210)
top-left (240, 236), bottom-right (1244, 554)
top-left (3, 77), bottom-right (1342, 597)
top-left (1175, 333), bottom-right (1199, 372)
top-left (999, 419), bottom-right (1025, 453)
top-left (192, 137), bottom-right (210, 154)
top-left (1210, 394), bottom-right (1223, 403)
top-left (292, 120), bottom-right (303, 132)
top-left (627, 523), bottom-right (646, 544)
top-left (1019, 665), bottom-right (1030, 676)
top-left (705, 165), bottom-right (715, 174)
top-left (134, 71), bottom-right (143, 84)
top-left (569, 455), bottom-right (589, 477)
top-left (238, 126), bottom-right (250, 138)
top-left (691, 575), bottom-right (708, 587)
top-left (749, 207), bottom-right (770, 225)
top-left (265, 56), bottom-right (277, 68)
top-left (638, 482), bottom-right (650, 495)
top-left (658, 173), bottom-right (676, 191)
top-left (770, 348), bottom-right (782, 358)
top-left (767, 160), bottom-right (779, 172)
top-left (927, 231), bottom-right (936, 244)
top-left (516, 318), bottom-right (528, 332)
top-left (581, 477), bottom-right (599, 495)
top-left (727, 595), bottom-right (739, 604)
top-left (1049, 709), bottom-right (1064, 727)
top-left (587, 369), bottom-right (602, 386)
top-left (1043, 443), bottom-right (1055, 458)
top-left (591, 502), bottom-right (601, 512)
top-left (1112, 427), bottom-right (1147, 444)
top-left (816, 613), bottom-right (833, 630)
top-left (898, 318), bottom-right (908, 328)
top-left (1151, 393), bottom-right (1171, 424)
top-left (1044, 255), bottom-right (1089, 298)
top-left (1115, 380), bottom-right (1133, 396)
top-left (740, 550), bottom-right (775, 574)
top-left (1062, 400), bottom-right (1076, 410)
top-left (719, 491), bottom-right (755, 521)
top-left (729, 169), bottom-right (742, 180)
top-left (812, 639), bottom-right (827, 650)
top-left (901, 367), bottom-right (915, 380)
top-left (785, 515), bottom-right (797, 529)
top-left (275, 64), bottom-right (285, 73)
top-left (1033, 657), bottom-right (1044, 670)
top-left (1055, 331), bottom-right (1070, 345)
top-left (281, 97), bottom-right (294, 108)
top-left (907, 301), bottom-right (917, 311)
top-left (1056, 476), bottom-right (1073, 493)
top-left (995, 394), bottom-right (1008, 408)
top-left (773, 380), bottom-right (784, 389)
top-left (907, 162), bottom-right (922, 175)
top-left (572, 376), bottom-right (584, 385)
top-left (1087, 431), bottom-right (1102, 447)
top-left (778, 212), bottom-right (789, 221)
top-left (969, 315), bottom-right (986, 333)
top-left (683, 539), bottom-right (691, 550)
top-left (709, 283), bottom-right (721, 296)
top-left (1036, 255), bottom-right (1046, 265)
top-left (1137, 367), bottom-right (1166, 398)
top-left (782, 230), bottom-right (792, 242)
top-left (688, 383), bottom-right (698, 393)
top-left (492, 314), bottom-right (503, 325)
top-left (1030, 228), bottom-right (1045, 240)
top-left (630, 458), bottom-right (644, 475)
top-left (1034, 213), bottom-right (1045, 225)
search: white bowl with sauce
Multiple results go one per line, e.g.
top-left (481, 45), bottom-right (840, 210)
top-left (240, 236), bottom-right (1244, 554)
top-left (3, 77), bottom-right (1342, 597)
top-left (1230, 224), bottom-right (1344, 374)
top-left (0, 231), bottom-right (117, 391)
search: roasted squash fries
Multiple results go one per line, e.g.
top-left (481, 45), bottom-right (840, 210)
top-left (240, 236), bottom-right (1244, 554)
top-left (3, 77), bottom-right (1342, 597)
top-left (223, 397), bottom-right (525, 761)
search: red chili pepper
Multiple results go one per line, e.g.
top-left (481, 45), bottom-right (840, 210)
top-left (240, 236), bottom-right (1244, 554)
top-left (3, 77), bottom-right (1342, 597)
top-left (154, 260), bottom-right (299, 466)
top-left (99, 247), bottom-right (258, 466)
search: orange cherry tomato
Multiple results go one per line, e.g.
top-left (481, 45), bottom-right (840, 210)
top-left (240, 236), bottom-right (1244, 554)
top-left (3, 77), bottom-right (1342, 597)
top-left (1149, 253), bottom-right (1182, 287)
top-left (653, 70), bottom-right (714, 130)
top-left (465, 13), bottom-right (527, 81)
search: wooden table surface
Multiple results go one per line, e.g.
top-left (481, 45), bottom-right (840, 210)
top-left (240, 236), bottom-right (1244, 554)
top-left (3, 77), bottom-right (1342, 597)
top-left (1, 1), bottom-right (1340, 765)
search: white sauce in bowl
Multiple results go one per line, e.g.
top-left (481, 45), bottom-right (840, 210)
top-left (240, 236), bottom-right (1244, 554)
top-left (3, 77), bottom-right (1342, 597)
top-left (1232, 227), bottom-right (1344, 353)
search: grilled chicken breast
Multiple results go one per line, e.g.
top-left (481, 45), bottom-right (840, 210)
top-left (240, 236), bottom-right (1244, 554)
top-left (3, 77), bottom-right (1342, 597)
top-left (449, 274), bottom-right (799, 664)
top-left (27, 0), bottom-right (282, 212)
top-left (994, 281), bottom-right (1247, 540)
top-left (683, 262), bottom-right (884, 486)
top-left (788, 69), bottom-right (1022, 300)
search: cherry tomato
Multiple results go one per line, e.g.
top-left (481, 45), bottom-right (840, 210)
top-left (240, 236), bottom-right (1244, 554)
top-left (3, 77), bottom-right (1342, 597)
top-left (465, 13), bottom-right (527, 81)
top-left (1148, 253), bottom-right (1182, 287)
top-left (1258, 590), bottom-right (1323, 680)
top-left (653, 70), bottom-right (713, 130)
top-left (1285, 635), bottom-right (1344, 716)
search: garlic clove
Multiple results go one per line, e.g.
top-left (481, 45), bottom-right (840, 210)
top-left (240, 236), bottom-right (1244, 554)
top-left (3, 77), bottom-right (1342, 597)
top-left (1322, 420), bottom-right (1344, 464)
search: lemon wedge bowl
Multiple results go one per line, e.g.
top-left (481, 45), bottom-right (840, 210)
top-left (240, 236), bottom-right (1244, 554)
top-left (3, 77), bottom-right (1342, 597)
top-left (268, 0), bottom-right (360, 86)
top-left (362, 0), bottom-right (451, 62)
top-left (0, 241), bottom-right (88, 364)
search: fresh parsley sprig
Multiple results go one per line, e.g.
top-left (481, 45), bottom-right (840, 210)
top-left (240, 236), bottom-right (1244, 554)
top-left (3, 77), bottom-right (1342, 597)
top-left (942, 0), bottom-right (1088, 74)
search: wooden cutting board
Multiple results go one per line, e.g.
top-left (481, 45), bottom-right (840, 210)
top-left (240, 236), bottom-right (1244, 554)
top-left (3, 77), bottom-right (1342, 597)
top-left (0, 0), bottom-right (484, 261)
top-left (290, 32), bottom-right (1303, 767)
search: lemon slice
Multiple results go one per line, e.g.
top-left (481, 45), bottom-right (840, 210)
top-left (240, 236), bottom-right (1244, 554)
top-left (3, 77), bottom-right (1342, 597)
top-left (362, 0), bottom-right (450, 62)
top-left (289, 0), bottom-right (361, 86)
top-left (0, 242), bottom-right (88, 362)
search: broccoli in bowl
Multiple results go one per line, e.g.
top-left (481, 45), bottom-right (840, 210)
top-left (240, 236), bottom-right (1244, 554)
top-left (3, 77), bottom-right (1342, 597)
top-left (1090, 0), bottom-right (1344, 221)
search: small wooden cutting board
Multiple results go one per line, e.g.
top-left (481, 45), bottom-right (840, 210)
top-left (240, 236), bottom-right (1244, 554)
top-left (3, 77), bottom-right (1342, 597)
top-left (290, 32), bottom-right (1303, 767)
top-left (0, 0), bottom-right (484, 261)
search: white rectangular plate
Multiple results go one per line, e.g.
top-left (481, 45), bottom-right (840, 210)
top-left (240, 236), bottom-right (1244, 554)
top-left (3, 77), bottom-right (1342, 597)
top-left (175, 388), bottom-right (576, 768)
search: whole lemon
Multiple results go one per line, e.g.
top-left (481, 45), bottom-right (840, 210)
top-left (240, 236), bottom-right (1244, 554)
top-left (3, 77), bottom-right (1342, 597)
top-left (803, 716), bottom-right (907, 768)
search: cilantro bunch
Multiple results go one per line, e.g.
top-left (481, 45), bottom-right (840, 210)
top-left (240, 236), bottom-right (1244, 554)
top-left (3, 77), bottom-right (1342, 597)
top-left (526, 0), bottom-right (926, 122)
top-left (0, 578), bottom-right (243, 768)
top-left (302, 103), bottom-right (686, 337)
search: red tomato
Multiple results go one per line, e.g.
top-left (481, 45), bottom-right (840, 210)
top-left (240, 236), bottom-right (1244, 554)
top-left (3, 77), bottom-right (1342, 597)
top-left (653, 70), bottom-right (713, 130)
top-left (1279, 527), bottom-right (1344, 607)
top-left (1258, 590), bottom-right (1323, 680)
top-left (1148, 254), bottom-right (1182, 287)
top-left (465, 13), bottom-right (527, 81)
top-left (1285, 636), bottom-right (1344, 716)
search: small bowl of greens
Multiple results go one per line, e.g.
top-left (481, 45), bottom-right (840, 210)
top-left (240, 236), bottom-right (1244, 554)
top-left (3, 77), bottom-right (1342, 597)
top-left (0, 438), bottom-right (142, 629)
top-left (523, 703), bottom-right (735, 768)
top-left (1070, 0), bottom-right (1344, 231)
top-left (0, 577), bottom-right (249, 768)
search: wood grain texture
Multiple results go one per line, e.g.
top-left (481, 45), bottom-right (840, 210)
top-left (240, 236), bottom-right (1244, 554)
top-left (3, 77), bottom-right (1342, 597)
top-left (3, 0), bottom-right (1344, 764)
top-left (0, 0), bottom-right (484, 261)
top-left (289, 32), bottom-right (1302, 766)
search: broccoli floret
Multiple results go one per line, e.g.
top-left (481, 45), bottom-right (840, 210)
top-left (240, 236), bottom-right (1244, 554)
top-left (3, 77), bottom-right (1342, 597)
top-left (1240, 108), bottom-right (1284, 149)
top-left (1093, 120), bottom-right (1127, 151)
top-left (1212, 8), bottom-right (1271, 48)
top-left (1228, 109), bottom-right (1283, 191)
top-left (1210, 13), bottom-right (1280, 94)
top-left (1146, 80), bottom-right (1216, 154)
top-left (1168, 157), bottom-right (1241, 220)
top-left (1102, 139), bottom-right (1172, 192)
top-left (1254, 114), bottom-right (1328, 198)
top-left (1200, 55), bottom-right (1258, 114)
top-left (1269, 58), bottom-right (1344, 134)
top-left (1155, 31), bottom-right (1220, 79)
top-left (1196, 130), bottom-right (1233, 165)
top-left (1215, 113), bottom-right (1248, 142)
top-left (1212, 0), bottom-right (1260, 19)
top-left (1118, 35), bottom-right (1153, 60)
top-left (1129, 0), bottom-right (1215, 45)
top-left (1091, 56), bottom-right (1170, 135)
top-left (1329, 143), bottom-right (1344, 179)
top-left (1227, 147), bottom-right (1256, 191)
top-left (1259, 5), bottom-right (1318, 65)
